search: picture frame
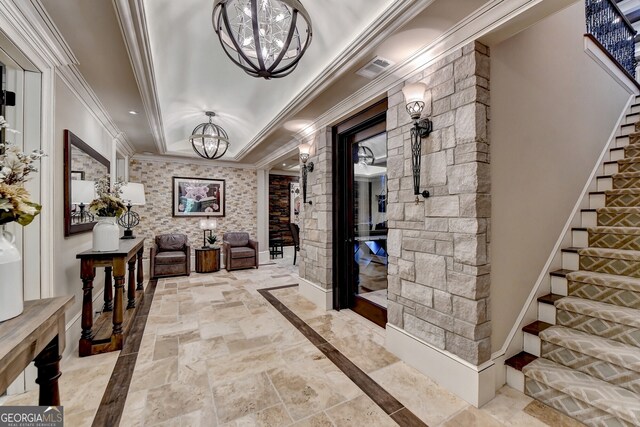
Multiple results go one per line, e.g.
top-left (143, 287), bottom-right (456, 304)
top-left (172, 176), bottom-right (226, 217)
top-left (290, 182), bottom-right (300, 224)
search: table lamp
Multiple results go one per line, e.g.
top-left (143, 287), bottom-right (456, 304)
top-left (118, 182), bottom-right (146, 239)
top-left (71, 180), bottom-right (96, 224)
top-left (199, 217), bottom-right (217, 248)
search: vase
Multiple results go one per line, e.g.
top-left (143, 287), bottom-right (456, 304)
top-left (93, 216), bottom-right (120, 251)
top-left (0, 225), bottom-right (23, 322)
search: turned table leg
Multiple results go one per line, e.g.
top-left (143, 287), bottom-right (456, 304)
top-left (136, 247), bottom-right (144, 291)
top-left (112, 258), bottom-right (126, 337)
top-left (79, 260), bottom-right (95, 355)
top-left (103, 266), bottom-right (113, 312)
top-left (35, 336), bottom-right (61, 406)
top-left (127, 257), bottom-right (136, 309)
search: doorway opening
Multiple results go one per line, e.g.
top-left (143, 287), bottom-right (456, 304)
top-left (332, 99), bottom-right (388, 327)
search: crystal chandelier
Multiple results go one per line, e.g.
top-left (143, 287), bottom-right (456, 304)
top-left (189, 112), bottom-right (230, 160)
top-left (212, 0), bottom-right (312, 79)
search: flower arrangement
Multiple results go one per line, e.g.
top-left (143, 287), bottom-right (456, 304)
top-left (0, 117), bottom-right (44, 226)
top-left (89, 177), bottom-right (126, 217)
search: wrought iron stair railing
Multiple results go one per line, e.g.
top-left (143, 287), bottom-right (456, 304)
top-left (586, 0), bottom-right (637, 78)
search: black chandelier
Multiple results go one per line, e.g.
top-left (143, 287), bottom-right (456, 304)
top-left (357, 145), bottom-right (375, 166)
top-left (212, 0), bottom-right (313, 79)
top-left (189, 111), bottom-right (230, 160)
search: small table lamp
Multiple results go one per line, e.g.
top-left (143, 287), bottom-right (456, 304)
top-left (199, 217), bottom-right (217, 248)
top-left (71, 180), bottom-right (96, 224)
top-left (118, 182), bottom-right (146, 239)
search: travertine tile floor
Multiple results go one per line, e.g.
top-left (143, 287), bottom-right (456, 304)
top-left (2, 262), bottom-right (584, 426)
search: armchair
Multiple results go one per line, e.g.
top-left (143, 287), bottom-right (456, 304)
top-left (223, 232), bottom-right (258, 271)
top-left (150, 234), bottom-right (191, 279)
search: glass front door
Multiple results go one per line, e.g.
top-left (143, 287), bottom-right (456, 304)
top-left (352, 134), bottom-right (388, 310)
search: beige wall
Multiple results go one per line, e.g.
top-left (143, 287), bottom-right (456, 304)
top-left (53, 74), bottom-right (114, 352)
top-left (490, 2), bottom-right (631, 352)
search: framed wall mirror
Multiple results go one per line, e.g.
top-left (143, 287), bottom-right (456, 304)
top-left (64, 129), bottom-right (110, 236)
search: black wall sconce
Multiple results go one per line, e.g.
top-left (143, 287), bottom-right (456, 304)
top-left (402, 82), bottom-right (432, 203)
top-left (299, 143), bottom-right (314, 205)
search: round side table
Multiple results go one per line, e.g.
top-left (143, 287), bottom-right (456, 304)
top-left (195, 247), bottom-right (220, 273)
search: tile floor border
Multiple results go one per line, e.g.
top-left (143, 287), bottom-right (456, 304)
top-left (92, 278), bottom-right (158, 427)
top-left (258, 284), bottom-right (428, 427)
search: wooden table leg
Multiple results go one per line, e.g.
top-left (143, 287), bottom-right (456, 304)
top-left (127, 257), bottom-right (136, 309)
top-left (79, 260), bottom-right (95, 355)
top-left (103, 266), bottom-right (113, 312)
top-left (112, 258), bottom-right (126, 337)
top-left (136, 247), bottom-right (144, 291)
top-left (34, 336), bottom-right (61, 406)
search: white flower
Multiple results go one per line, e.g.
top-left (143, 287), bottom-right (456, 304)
top-left (3, 153), bottom-right (23, 175)
top-left (0, 197), bottom-right (12, 212)
top-left (0, 116), bottom-right (7, 129)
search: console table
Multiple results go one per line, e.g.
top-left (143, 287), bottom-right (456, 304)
top-left (76, 238), bottom-right (144, 357)
top-left (0, 296), bottom-right (74, 405)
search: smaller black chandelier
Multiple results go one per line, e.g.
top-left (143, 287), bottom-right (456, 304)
top-left (402, 82), bottom-right (432, 204)
top-left (357, 145), bottom-right (375, 166)
top-left (212, 0), bottom-right (313, 79)
top-left (190, 112), bottom-right (230, 160)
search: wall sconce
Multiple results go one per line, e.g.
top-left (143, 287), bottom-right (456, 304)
top-left (299, 143), bottom-right (314, 205)
top-left (402, 82), bottom-right (433, 203)
top-left (199, 217), bottom-right (218, 248)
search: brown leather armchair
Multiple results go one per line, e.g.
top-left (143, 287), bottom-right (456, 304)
top-left (150, 234), bottom-right (191, 279)
top-left (223, 232), bottom-right (258, 271)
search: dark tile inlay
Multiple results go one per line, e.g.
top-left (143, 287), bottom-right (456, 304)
top-left (92, 278), bottom-right (158, 427)
top-left (258, 285), bottom-right (428, 427)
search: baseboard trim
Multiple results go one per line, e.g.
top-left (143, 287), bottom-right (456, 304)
top-left (298, 277), bottom-right (333, 310)
top-left (386, 323), bottom-right (496, 407)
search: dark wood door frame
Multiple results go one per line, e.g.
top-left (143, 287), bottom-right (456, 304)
top-left (332, 99), bottom-right (388, 323)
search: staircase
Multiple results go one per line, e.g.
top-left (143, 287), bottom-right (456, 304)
top-left (505, 98), bottom-right (640, 427)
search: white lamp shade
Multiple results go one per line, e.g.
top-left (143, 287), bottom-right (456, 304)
top-left (199, 218), bottom-right (217, 230)
top-left (120, 182), bottom-right (146, 205)
top-left (71, 180), bottom-right (96, 204)
top-left (402, 82), bottom-right (427, 104)
top-left (298, 143), bottom-right (311, 156)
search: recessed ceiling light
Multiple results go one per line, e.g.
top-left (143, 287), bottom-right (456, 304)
top-left (283, 163), bottom-right (286, 166)
top-left (129, 110), bottom-right (138, 115)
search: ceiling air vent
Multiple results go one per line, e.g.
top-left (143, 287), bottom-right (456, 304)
top-left (356, 56), bottom-right (394, 79)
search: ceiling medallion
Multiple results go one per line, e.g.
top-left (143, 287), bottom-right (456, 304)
top-left (212, 0), bottom-right (313, 79)
top-left (189, 112), bottom-right (230, 160)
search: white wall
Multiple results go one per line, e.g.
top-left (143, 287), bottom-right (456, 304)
top-left (489, 2), bottom-right (631, 352)
top-left (53, 74), bottom-right (114, 357)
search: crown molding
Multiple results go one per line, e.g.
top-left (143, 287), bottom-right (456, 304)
top-left (254, 0), bottom-right (549, 169)
top-left (132, 152), bottom-right (257, 170)
top-left (114, 132), bottom-right (136, 157)
top-left (112, 0), bottom-right (167, 154)
top-left (235, 0), bottom-right (436, 161)
top-left (10, 0), bottom-right (133, 145)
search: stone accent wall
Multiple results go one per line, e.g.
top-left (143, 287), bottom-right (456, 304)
top-left (129, 159), bottom-right (257, 253)
top-left (299, 128), bottom-right (333, 289)
top-left (386, 41), bottom-right (491, 365)
top-left (71, 146), bottom-right (106, 182)
top-left (269, 174), bottom-right (299, 246)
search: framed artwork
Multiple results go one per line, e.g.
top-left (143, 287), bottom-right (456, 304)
top-left (290, 182), bottom-right (300, 223)
top-left (172, 176), bottom-right (225, 217)
top-left (70, 170), bottom-right (85, 181)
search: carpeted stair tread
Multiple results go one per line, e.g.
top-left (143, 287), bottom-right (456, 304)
top-left (566, 271), bottom-right (640, 293)
top-left (597, 207), bottom-right (640, 213)
top-left (612, 172), bottom-right (640, 178)
top-left (523, 358), bottom-right (640, 426)
top-left (605, 188), bottom-right (640, 195)
top-left (556, 296), bottom-right (640, 329)
top-left (588, 226), bottom-right (640, 235)
top-left (578, 247), bottom-right (640, 262)
top-left (540, 326), bottom-right (640, 374)
top-left (617, 158), bottom-right (640, 165)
